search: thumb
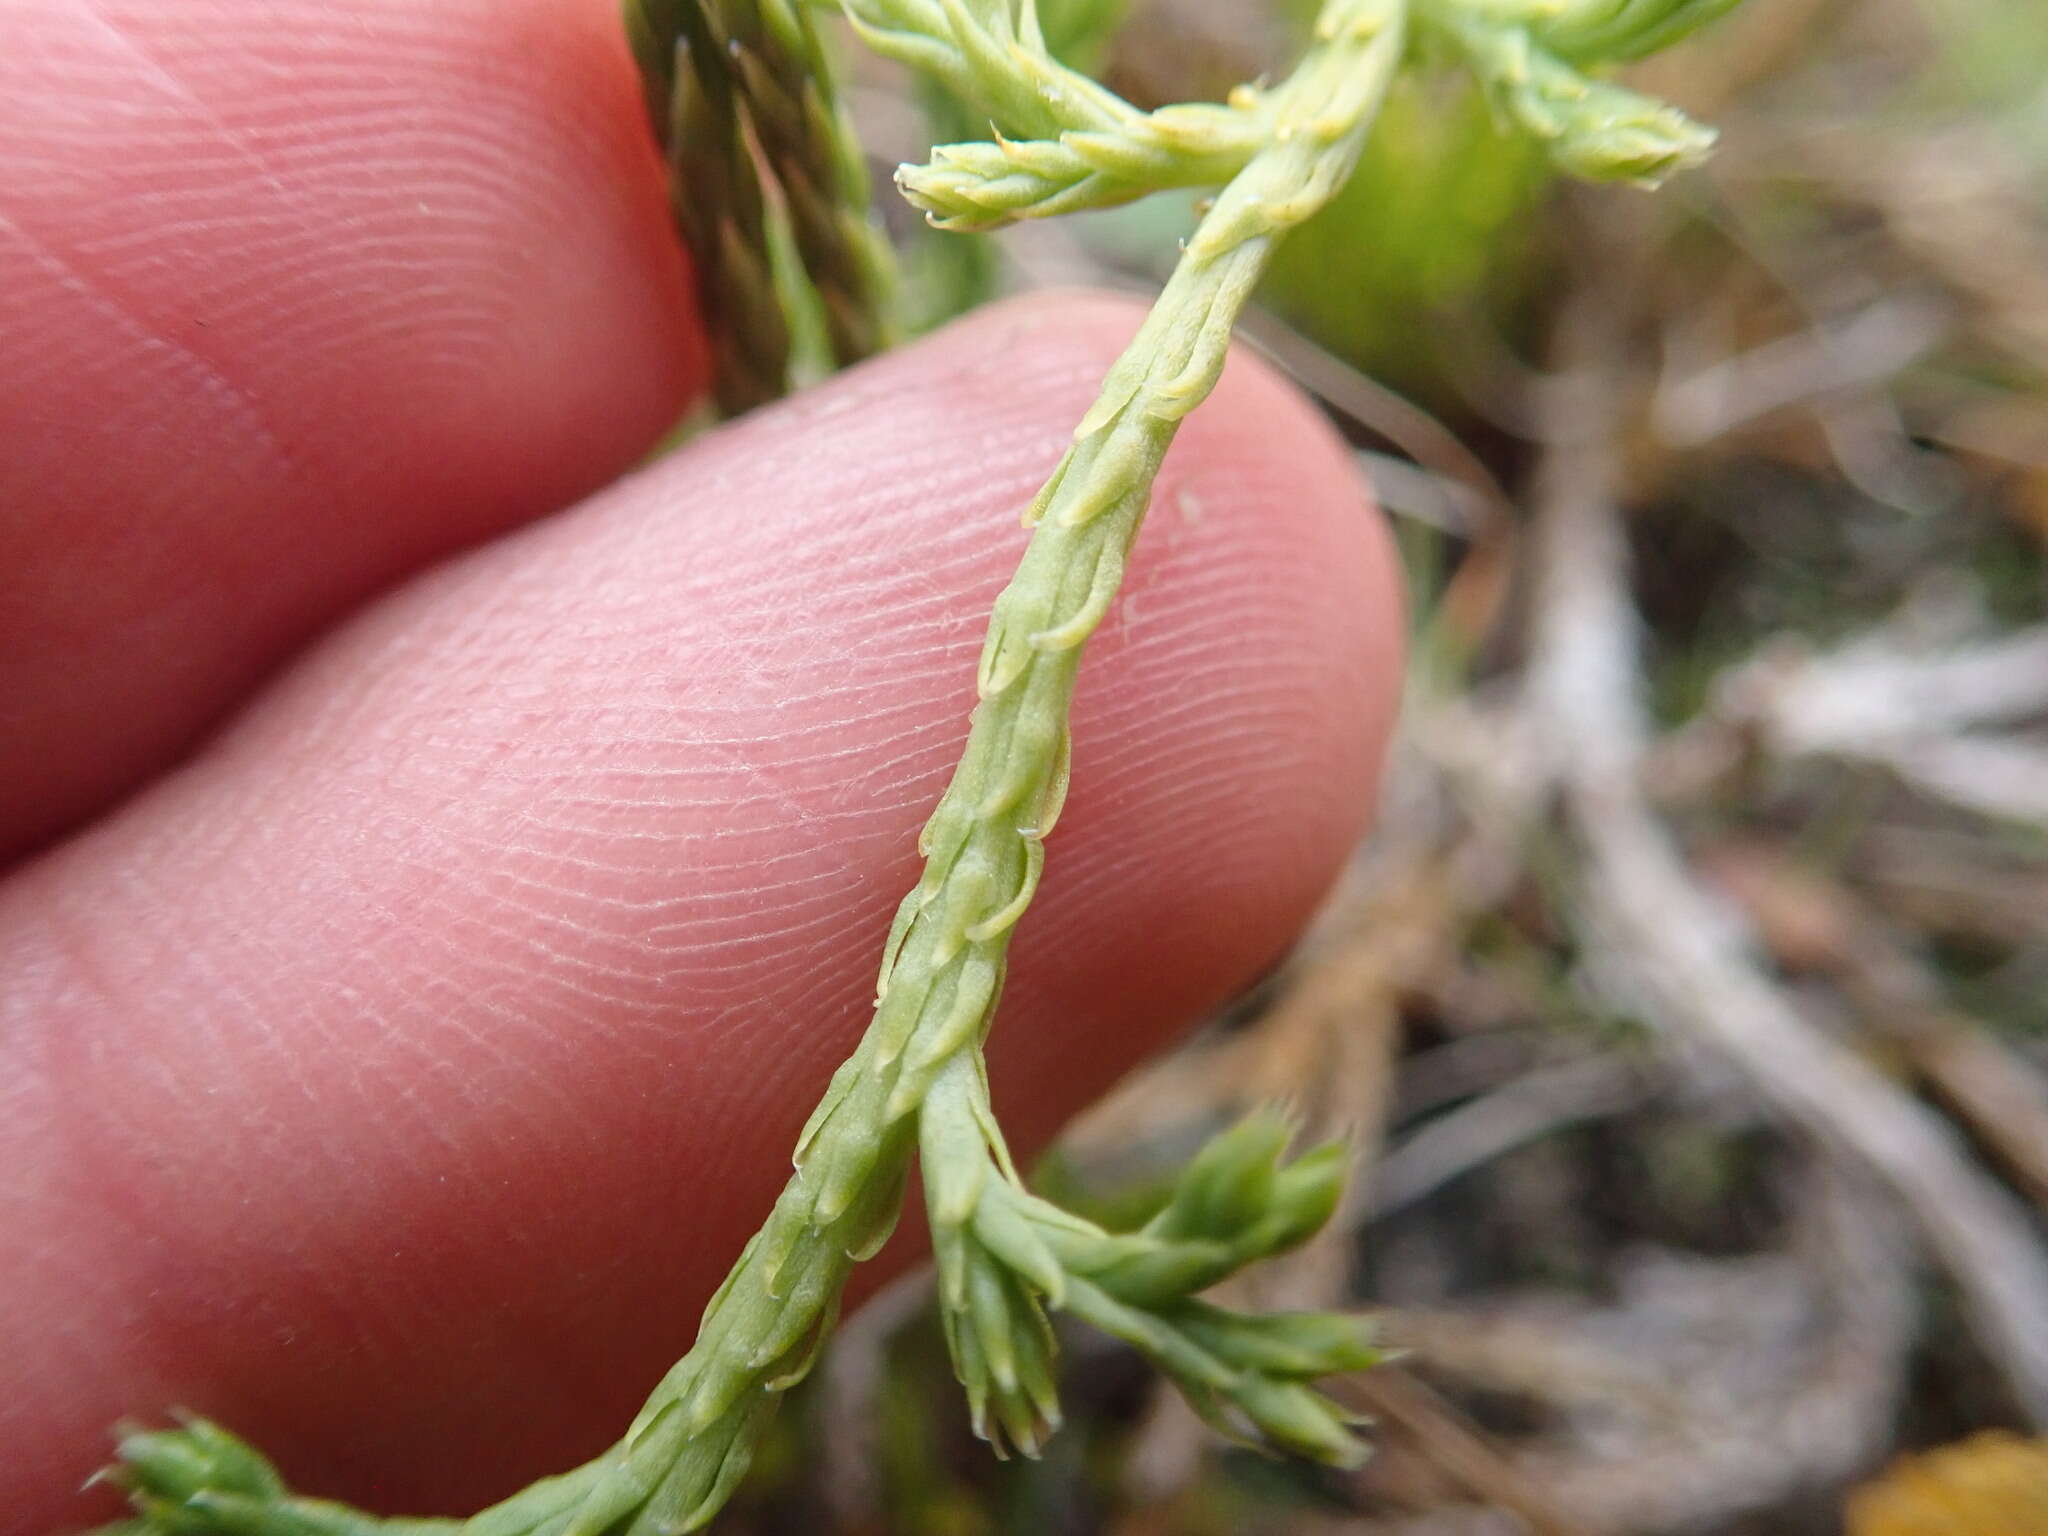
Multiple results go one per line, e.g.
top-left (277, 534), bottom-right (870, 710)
top-left (0, 291), bottom-right (1402, 1531)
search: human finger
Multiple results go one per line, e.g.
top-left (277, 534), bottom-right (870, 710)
top-left (0, 0), bottom-right (704, 861)
top-left (0, 291), bottom-right (1403, 1530)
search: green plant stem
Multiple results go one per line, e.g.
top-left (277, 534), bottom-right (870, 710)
top-left (586, 0), bottom-right (1410, 1509)
top-left (628, 0), bottom-right (793, 413)
top-left (714, 0), bottom-right (898, 364)
top-left (889, 0), bottom-right (1729, 231)
top-left (897, 98), bottom-right (1270, 229)
top-left (103, 5), bottom-right (1404, 1532)
top-left (626, 0), bottom-right (895, 413)
top-left (843, 0), bottom-right (1275, 230)
top-left (1426, 3), bottom-right (1717, 182)
top-left (896, 0), bottom-right (1133, 324)
top-left (99, 0), bottom-right (1747, 1528)
top-left (902, 75), bottom-right (1004, 325)
top-left (834, 0), bottom-right (1145, 140)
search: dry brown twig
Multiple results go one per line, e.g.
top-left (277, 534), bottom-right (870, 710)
top-left (1707, 842), bottom-right (2048, 1214)
top-left (1812, 123), bottom-right (2048, 375)
top-left (1517, 272), bottom-right (2048, 1425)
top-left (1369, 1163), bottom-right (1913, 1532)
top-left (1503, 1164), bottom-right (1913, 1530)
top-left (1340, 1367), bottom-right (1593, 1536)
top-left (1651, 292), bottom-right (1953, 447)
top-left (1239, 312), bottom-right (1521, 649)
top-left (1649, 609), bottom-right (2048, 822)
top-left (1369, 1056), bottom-right (1651, 1220)
top-left (1690, 619), bottom-right (2048, 816)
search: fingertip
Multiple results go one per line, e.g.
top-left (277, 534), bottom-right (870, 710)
top-left (0, 289), bottom-right (1401, 1526)
top-left (0, 0), bottom-right (704, 855)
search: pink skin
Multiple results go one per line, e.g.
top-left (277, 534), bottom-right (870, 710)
top-left (0, 0), bottom-right (703, 862)
top-left (0, 2), bottom-right (1404, 1532)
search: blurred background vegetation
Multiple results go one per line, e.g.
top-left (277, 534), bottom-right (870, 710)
top-left (731, 0), bottom-right (2048, 1528)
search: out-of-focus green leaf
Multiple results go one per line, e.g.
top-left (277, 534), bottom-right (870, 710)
top-left (1259, 70), bottom-right (1549, 404)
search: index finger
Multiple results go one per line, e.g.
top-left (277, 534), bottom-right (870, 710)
top-left (0, 0), bottom-right (705, 862)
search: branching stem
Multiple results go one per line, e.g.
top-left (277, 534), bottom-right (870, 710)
top-left (98, 0), bottom-right (1737, 1529)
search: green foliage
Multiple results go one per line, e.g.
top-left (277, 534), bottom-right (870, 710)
top-left (625, 0), bottom-right (895, 411)
top-left (898, 0), bottom-right (1132, 324)
top-left (99, 2), bottom-right (1737, 1532)
top-left (1430, 3), bottom-right (1718, 184)
top-left (1260, 70), bottom-right (1548, 402)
